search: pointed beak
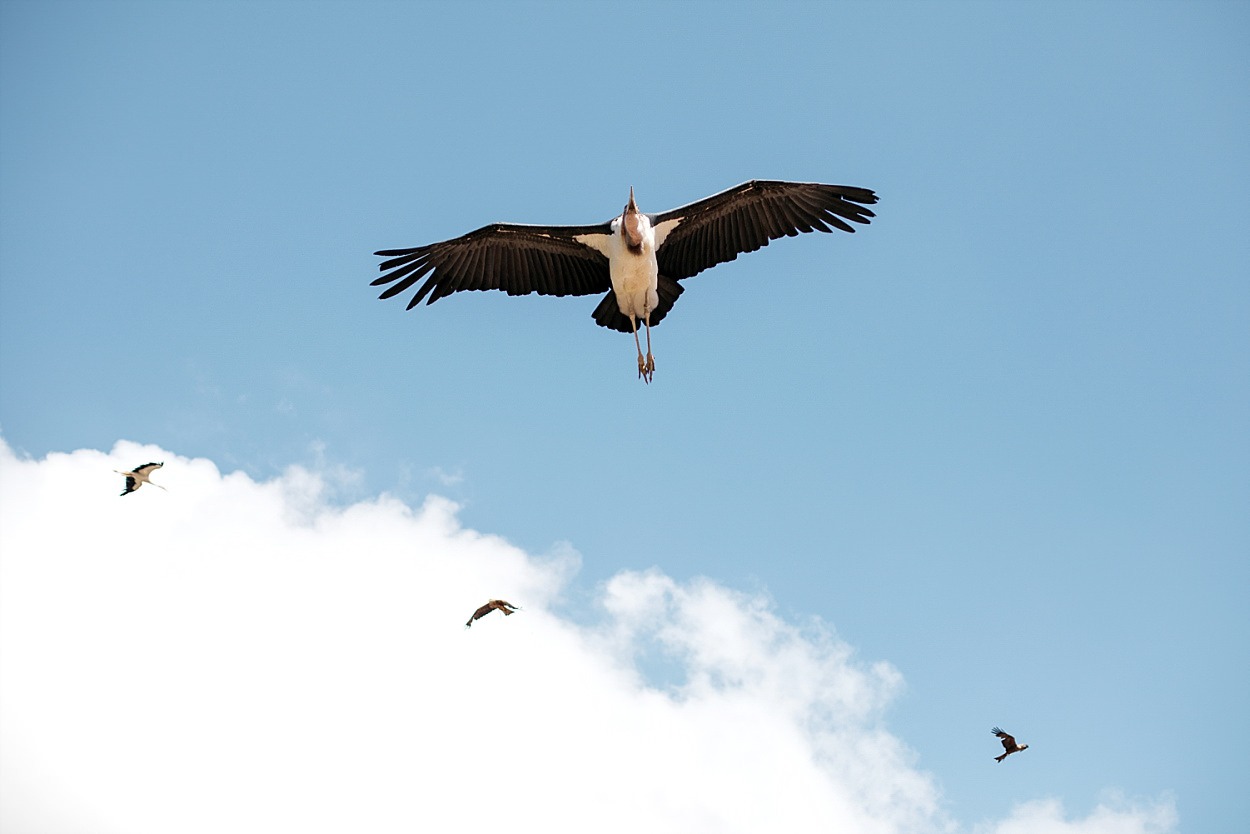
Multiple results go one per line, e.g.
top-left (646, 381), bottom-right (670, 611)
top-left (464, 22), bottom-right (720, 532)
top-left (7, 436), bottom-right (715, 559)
top-left (621, 186), bottom-right (644, 248)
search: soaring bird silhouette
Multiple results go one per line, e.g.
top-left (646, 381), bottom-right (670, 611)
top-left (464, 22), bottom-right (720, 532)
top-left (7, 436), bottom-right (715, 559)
top-left (465, 599), bottom-right (519, 628)
top-left (991, 727), bottom-right (1029, 762)
top-left (373, 180), bottom-right (877, 382)
top-left (116, 462), bottom-right (166, 496)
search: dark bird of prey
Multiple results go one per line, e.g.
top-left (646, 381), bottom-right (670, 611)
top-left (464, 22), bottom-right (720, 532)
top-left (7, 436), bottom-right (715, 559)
top-left (373, 180), bottom-right (878, 383)
top-left (465, 599), bottom-right (520, 628)
top-left (991, 727), bottom-right (1029, 762)
top-left (116, 462), bottom-right (166, 496)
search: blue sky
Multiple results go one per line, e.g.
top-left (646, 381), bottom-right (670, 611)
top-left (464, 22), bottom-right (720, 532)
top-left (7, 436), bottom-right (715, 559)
top-left (1, 1), bottom-right (1246, 831)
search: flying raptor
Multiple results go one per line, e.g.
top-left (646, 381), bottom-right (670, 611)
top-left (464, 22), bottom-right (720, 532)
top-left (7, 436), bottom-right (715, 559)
top-left (465, 599), bottom-right (519, 628)
top-left (373, 180), bottom-right (877, 382)
top-left (991, 727), bottom-right (1029, 762)
top-left (116, 462), bottom-right (166, 496)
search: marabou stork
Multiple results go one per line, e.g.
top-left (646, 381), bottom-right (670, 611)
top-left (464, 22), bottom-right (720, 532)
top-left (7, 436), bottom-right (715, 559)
top-left (373, 180), bottom-right (878, 382)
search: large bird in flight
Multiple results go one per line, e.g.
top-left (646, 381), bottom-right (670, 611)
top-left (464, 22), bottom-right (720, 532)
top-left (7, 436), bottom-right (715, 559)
top-left (465, 599), bottom-right (520, 628)
top-left (373, 180), bottom-right (877, 382)
top-left (991, 727), bottom-right (1029, 762)
top-left (116, 462), bottom-right (166, 496)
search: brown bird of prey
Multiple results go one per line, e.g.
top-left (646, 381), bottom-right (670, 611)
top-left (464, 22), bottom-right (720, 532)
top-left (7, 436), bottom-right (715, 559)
top-left (373, 180), bottom-right (877, 383)
top-left (465, 599), bottom-right (520, 628)
top-left (116, 462), bottom-right (166, 496)
top-left (991, 727), bottom-right (1029, 762)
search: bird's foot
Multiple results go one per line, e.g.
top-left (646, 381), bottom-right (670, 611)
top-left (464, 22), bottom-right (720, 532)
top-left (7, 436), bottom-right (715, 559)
top-left (637, 353), bottom-right (655, 384)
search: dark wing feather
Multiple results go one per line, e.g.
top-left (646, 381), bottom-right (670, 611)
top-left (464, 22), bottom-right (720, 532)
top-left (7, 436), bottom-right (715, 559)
top-left (134, 462), bottom-right (163, 475)
top-left (465, 603), bottom-right (495, 627)
top-left (374, 222), bottom-right (613, 311)
top-left (121, 476), bottom-right (138, 495)
top-left (653, 180), bottom-right (877, 281)
top-left (991, 728), bottom-right (1017, 749)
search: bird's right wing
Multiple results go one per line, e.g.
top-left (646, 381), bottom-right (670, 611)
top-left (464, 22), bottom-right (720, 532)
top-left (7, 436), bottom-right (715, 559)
top-left (373, 222), bottom-right (614, 311)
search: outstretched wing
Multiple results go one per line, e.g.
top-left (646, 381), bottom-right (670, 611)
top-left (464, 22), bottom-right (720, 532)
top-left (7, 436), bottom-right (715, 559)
top-left (133, 462), bottom-right (163, 476)
top-left (465, 603), bottom-right (495, 627)
top-left (120, 476), bottom-right (139, 496)
top-left (991, 727), bottom-right (1017, 749)
top-left (373, 222), bottom-right (614, 311)
top-left (651, 180), bottom-right (877, 281)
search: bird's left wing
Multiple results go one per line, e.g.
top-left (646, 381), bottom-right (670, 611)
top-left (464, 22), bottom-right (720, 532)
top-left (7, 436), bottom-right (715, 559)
top-left (373, 222), bottom-right (613, 311)
top-left (651, 180), bottom-right (877, 281)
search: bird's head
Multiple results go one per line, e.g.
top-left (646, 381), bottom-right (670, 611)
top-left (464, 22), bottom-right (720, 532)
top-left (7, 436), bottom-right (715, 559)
top-left (1019, 744), bottom-right (1029, 751)
top-left (621, 186), bottom-right (644, 250)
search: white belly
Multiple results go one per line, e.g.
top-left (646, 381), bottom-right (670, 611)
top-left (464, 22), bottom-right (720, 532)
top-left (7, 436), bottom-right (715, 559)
top-left (610, 249), bottom-right (660, 321)
top-left (574, 212), bottom-right (662, 323)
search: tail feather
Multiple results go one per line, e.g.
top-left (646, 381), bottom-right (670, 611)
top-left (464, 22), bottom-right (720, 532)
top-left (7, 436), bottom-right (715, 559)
top-left (591, 275), bottom-right (684, 333)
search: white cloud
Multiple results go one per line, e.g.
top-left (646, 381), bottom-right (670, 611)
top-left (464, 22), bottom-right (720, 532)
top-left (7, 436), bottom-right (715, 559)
top-left (0, 437), bottom-right (1177, 834)
top-left (424, 465), bottom-right (465, 487)
top-left (977, 796), bottom-right (1178, 834)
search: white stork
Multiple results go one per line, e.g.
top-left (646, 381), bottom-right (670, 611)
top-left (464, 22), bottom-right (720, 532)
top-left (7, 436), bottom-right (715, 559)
top-left (116, 461), bottom-right (166, 496)
top-left (373, 180), bottom-right (877, 382)
top-left (465, 599), bottom-right (520, 628)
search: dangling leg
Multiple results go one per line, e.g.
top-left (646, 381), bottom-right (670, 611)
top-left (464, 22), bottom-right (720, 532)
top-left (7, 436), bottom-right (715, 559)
top-left (642, 309), bottom-right (655, 383)
top-left (630, 317), bottom-right (648, 380)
